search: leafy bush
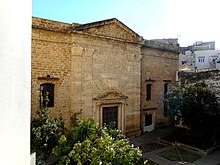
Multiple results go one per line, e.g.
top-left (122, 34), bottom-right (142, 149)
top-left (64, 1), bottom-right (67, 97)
top-left (53, 119), bottom-right (146, 165)
top-left (72, 119), bottom-right (96, 142)
top-left (167, 83), bottom-right (220, 141)
top-left (31, 106), bottom-right (63, 162)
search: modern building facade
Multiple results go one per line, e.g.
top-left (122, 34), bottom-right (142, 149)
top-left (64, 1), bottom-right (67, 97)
top-left (32, 17), bottom-right (179, 136)
top-left (179, 41), bottom-right (220, 70)
top-left (195, 50), bottom-right (220, 69)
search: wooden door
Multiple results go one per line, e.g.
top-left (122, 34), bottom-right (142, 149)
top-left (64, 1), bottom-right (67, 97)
top-left (102, 106), bottom-right (118, 129)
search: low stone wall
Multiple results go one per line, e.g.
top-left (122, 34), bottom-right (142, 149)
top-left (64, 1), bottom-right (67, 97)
top-left (179, 69), bottom-right (220, 98)
top-left (155, 137), bottom-right (220, 156)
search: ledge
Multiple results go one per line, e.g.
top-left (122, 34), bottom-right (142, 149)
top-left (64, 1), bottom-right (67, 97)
top-left (37, 76), bottom-right (59, 80)
top-left (143, 39), bottom-right (180, 53)
top-left (145, 78), bottom-right (156, 82)
top-left (155, 137), bottom-right (220, 157)
top-left (142, 107), bottom-right (157, 111)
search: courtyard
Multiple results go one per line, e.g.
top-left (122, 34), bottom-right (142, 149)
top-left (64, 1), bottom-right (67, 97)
top-left (130, 127), bottom-right (220, 165)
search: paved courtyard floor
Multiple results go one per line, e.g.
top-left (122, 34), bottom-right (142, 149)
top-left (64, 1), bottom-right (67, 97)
top-left (130, 127), bottom-right (220, 165)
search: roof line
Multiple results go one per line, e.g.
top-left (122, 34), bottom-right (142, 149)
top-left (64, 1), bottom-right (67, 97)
top-left (32, 25), bottom-right (141, 45)
top-left (73, 17), bottom-right (141, 39)
top-left (74, 18), bottom-right (117, 30)
top-left (32, 16), bottom-right (72, 25)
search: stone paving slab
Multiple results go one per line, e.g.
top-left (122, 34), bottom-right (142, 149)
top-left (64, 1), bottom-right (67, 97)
top-left (193, 149), bottom-right (220, 165)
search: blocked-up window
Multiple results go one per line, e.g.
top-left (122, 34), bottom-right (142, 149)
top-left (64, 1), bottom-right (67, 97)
top-left (40, 83), bottom-right (54, 107)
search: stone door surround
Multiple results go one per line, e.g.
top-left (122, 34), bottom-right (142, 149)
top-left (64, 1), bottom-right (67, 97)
top-left (93, 90), bottom-right (128, 133)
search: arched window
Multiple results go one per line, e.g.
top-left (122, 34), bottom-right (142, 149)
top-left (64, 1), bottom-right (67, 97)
top-left (40, 83), bottom-right (54, 107)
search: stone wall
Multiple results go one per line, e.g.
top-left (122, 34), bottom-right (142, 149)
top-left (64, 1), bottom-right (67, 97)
top-left (32, 17), bottom-right (179, 136)
top-left (32, 17), bottom-right (73, 31)
top-left (179, 69), bottom-right (220, 98)
top-left (144, 39), bottom-right (179, 53)
top-left (31, 27), bottom-right (72, 123)
top-left (70, 33), bottom-right (142, 135)
top-left (32, 17), bottom-right (142, 135)
top-left (141, 46), bottom-right (179, 132)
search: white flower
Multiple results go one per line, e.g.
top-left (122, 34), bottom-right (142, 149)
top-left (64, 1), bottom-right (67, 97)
top-left (131, 144), bottom-right (134, 148)
top-left (99, 161), bottom-right (102, 165)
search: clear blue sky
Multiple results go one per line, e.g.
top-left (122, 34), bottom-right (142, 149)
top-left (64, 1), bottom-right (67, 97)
top-left (33, 0), bottom-right (220, 49)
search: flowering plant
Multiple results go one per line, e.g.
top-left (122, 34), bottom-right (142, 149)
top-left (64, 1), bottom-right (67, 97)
top-left (53, 119), bottom-right (146, 165)
top-left (31, 101), bottom-right (63, 163)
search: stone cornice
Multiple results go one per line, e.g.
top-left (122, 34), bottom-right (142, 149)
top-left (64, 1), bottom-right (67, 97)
top-left (32, 17), bottom-right (180, 53)
top-left (93, 91), bottom-right (128, 101)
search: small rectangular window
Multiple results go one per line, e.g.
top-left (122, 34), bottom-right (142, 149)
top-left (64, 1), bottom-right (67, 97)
top-left (145, 114), bottom-right (152, 126)
top-left (164, 83), bottom-right (168, 99)
top-left (163, 81), bottom-right (171, 117)
top-left (164, 81), bottom-right (171, 99)
top-left (198, 58), bottom-right (205, 63)
top-left (40, 83), bottom-right (54, 107)
top-left (164, 100), bottom-right (168, 117)
top-left (146, 84), bottom-right (152, 100)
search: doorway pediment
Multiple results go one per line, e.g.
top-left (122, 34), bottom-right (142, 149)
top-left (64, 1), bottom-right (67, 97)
top-left (93, 91), bottom-right (128, 101)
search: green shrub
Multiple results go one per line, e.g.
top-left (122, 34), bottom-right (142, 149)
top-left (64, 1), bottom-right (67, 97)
top-left (53, 119), bottom-right (146, 165)
top-left (31, 106), bottom-right (63, 162)
top-left (167, 83), bottom-right (220, 141)
top-left (72, 119), bottom-right (96, 142)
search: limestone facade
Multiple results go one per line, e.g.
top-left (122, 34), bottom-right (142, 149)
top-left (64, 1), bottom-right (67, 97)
top-left (141, 43), bottom-right (179, 132)
top-left (32, 17), bottom-right (179, 136)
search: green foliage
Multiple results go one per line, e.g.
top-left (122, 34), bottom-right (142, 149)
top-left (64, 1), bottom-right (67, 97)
top-left (73, 119), bottom-right (96, 142)
top-left (53, 119), bottom-right (145, 165)
top-left (167, 83), bottom-right (220, 139)
top-left (31, 106), bottom-right (64, 162)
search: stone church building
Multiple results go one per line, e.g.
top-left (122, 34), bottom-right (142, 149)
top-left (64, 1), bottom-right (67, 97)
top-left (32, 17), bottom-right (179, 136)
